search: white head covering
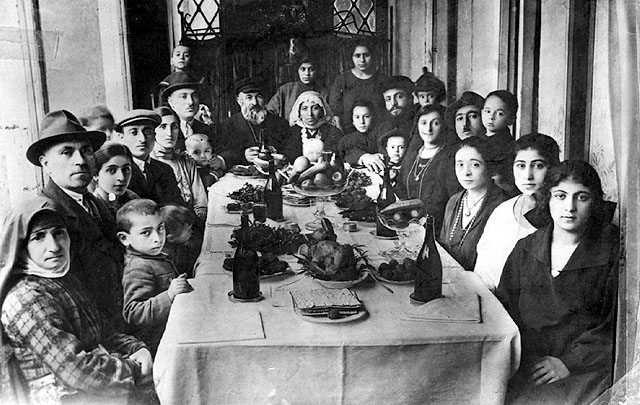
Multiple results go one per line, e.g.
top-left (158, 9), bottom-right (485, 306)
top-left (288, 91), bottom-right (334, 129)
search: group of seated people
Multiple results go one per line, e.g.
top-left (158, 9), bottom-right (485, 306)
top-left (0, 39), bottom-right (618, 405)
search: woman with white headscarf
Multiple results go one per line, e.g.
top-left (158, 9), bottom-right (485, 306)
top-left (0, 197), bottom-right (156, 404)
top-left (282, 91), bottom-right (344, 162)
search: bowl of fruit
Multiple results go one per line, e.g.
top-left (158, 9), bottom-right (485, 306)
top-left (289, 155), bottom-right (351, 197)
top-left (375, 258), bottom-right (418, 284)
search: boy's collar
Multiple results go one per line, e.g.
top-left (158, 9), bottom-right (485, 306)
top-left (126, 246), bottom-right (169, 259)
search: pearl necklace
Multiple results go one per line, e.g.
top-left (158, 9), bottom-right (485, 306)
top-left (448, 191), bottom-right (482, 251)
top-left (463, 191), bottom-right (487, 217)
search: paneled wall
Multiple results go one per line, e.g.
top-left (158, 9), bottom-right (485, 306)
top-left (389, 0), bottom-right (433, 80)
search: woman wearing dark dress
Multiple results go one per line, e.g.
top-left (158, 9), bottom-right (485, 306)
top-left (329, 41), bottom-right (388, 134)
top-left (282, 91), bottom-right (344, 162)
top-left (497, 160), bottom-right (618, 404)
top-left (439, 137), bottom-right (508, 271)
top-left (401, 104), bottom-right (461, 233)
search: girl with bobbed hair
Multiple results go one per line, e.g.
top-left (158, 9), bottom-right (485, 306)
top-left (93, 141), bottom-right (140, 217)
top-left (497, 160), bottom-right (618, 404)
top-left (475, 133), bottom-right (560, 290)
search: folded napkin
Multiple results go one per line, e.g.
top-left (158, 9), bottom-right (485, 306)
top-left (176, 307), bottom-right (265, 344)
top-left (401, 294), bottom-right (482, 323)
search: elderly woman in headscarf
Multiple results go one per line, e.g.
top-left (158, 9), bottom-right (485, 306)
top-left (281, 90), bottom-right (344, 162)
top-left (0, 197), bottom-right (156, 404)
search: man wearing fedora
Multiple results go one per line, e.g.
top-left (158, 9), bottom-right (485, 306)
top-left (161, 71), bottom-right (214, 152)
top-left (113, 109), bottom-right (186, 207)
top-left (445, 91), bottom-right (486, 140)
top-left (219, 77), bottom-right (291, 167)
top-left (28, 110), bottom-right (126, 331)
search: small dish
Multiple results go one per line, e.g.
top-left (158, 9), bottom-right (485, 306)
top-left (313, 271), bottom-right (369, 289)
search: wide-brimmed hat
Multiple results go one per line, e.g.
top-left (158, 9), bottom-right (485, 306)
top-left (114, 109), bottom-right (161, 132)
top-left (159, 71), bottom-right (203, 99)
top-left (26, 110), bottom-right (106, 166)
top-left (380, 75), bottom-right (415, 95)
top-left (445, 91), bottom-right (485, 129)
top-left (234, 77), bottom-right (264, 97)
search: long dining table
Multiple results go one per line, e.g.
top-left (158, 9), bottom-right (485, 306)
top-left (153, 172), bottom-right (520, 405)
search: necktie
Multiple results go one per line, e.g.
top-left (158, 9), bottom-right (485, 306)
top-left (182, 121), bottom-right (193, 138)
top-left (143, 161), bottom-right (150, 180)
top-left (83, 194), bottom-right (101, 223)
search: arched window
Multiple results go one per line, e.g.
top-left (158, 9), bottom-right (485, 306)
top-left (178, 0), bottom-right (220, 41)
top-left (333, 0), bottom-right (376, 36)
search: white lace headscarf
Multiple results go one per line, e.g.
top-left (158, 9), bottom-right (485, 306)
top-left (289, 91), bottom-right (334, 130)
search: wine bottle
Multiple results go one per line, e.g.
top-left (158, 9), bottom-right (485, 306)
top-left (413, 215), bottom-right (442, 303)
top-left (232, 212), bottom-right (260, 299)
top-left (264, 160), bottom-right (283, 220)
top-left (376, 163), bottom-right (398, 237)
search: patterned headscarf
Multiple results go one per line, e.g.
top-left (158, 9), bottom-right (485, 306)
top-left (289, 91), bottom-right (334, 130)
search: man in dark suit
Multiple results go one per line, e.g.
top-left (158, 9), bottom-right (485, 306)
top-left (219, 77), bottom-right (292, 167)
top-left (161, 71), bottom-right (213, 150)
top-left (27, 110), bottom-right (126, 331)
top-left (113, 109), bottom-right (186, 207)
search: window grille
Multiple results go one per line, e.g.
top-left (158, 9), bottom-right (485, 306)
top-left (333, 0), bottom-right (376, 36)
top-left (178, 0), bottom-right (220, 41)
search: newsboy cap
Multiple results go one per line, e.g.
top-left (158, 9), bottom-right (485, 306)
top-left (445, 91), bottom-right (485, 129)
top-left (26, 110), bottom-right (106, 166)
top-left (234, 77), bottom-right (264, 96)
top-left (114, 109), bottom-right (161, 133)
top-left (380, 75), bottom-right (415, 94)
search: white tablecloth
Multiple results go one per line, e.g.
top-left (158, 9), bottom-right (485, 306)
top-left (153, 174), bottom-right (520, 405)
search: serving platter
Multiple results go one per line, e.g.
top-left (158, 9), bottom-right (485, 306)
top-left (312, 271), bottom-right (369, 289)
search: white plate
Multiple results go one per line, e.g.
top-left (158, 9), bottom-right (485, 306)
top-left (313, 271), bottom-right (369, 289)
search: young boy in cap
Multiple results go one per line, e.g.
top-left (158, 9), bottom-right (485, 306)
top-left (219, 77), bottom-right (291, 167)
top-left (28, 110), bottom-right (126, 330)
top-left (445, 91), bottom-right (486, 140)
top-left (114, 109), bottom-right (186, 206)
top-left (414, 67), bottom-right (446, 108)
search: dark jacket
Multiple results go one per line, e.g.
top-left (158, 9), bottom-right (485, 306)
top-left (400, 137), bottom-right (462, 233)
top-left (496, 223), bottom-right (618, 402)
top-left (39, 179), bottom-right (125, 331)
top-left (128, 158), bottom-right (186, 207)
top-left (219, 112), bottom-right (291, 167)
top-left (337, 130), bottom-right (377, 165)
top-left (122, 248), bottom-right (179, 355)
top-left (485, 128), bottom-right (518, 197)
top-left (282, 123), bottom-right (344, 162)
top-left (176, 118), bottom-right (214, 152)
top-left (438, 184), bottom-right (508, 271)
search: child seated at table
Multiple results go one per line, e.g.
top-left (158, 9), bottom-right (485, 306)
top-left (161, 204), bottom-right (199, 277)
top-left (185, 133), bottom-right (225, 191)
top-left (379, 128), bottom-right (408, 198)
top-left (118, 199), bottom-right (193, 355)
top-left (482, 90), bottom-right (518, 196)
top-left (337, 100), bottom-right (378, 166)
top-left (439, 137), bottom-right (507, 271)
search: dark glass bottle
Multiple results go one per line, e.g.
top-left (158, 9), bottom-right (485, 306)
top-left (232, 212), bottom-right (260, 299)
top-left (413, 215), bottom-right (442, 303)
top-left (376, 163), bottom-right (397, 237)
top-left (264, 160), bottom-right (283, 220)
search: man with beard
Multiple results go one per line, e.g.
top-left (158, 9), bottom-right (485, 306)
top-left (219, 77), bottom-right (291, 167)
top-left (354, 75), bottom-right (416, 173)
top-left (161, 71), bottom-right (214, 152)
top-left (445, 91), bottom-right (486, 140)
top-left (27, 110), bottom-right (126, 331)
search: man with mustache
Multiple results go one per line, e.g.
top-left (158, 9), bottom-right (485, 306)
top-left (445, 91), bottom-right (486, 140)
top-left (219, 77), bottom-right (291, 167)
top-left (162, 71), bottom-right (215, 152)
top-left (114, 109), bottom-right (186, 207)
top-left (355, 75), bottom-right (417, 173)
top-left (27, 110), bottom-right (126, 331)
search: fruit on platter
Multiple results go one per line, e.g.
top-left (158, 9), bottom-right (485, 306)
top-left (293, 159), bottom-right (349, 191)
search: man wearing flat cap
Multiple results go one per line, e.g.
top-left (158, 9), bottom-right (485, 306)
top-left (445, 91), bottom-right (486, 140)
top-left (354, 75), bottom-right (417, 173)
top-left (113, 109), bottom-right (186, 207)
top-left (219, 77), bottom-right (291, 167)
top-left (161, 71), bottom-right (214, 152)
top-left (28, 110), bottom-right (126, 331)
